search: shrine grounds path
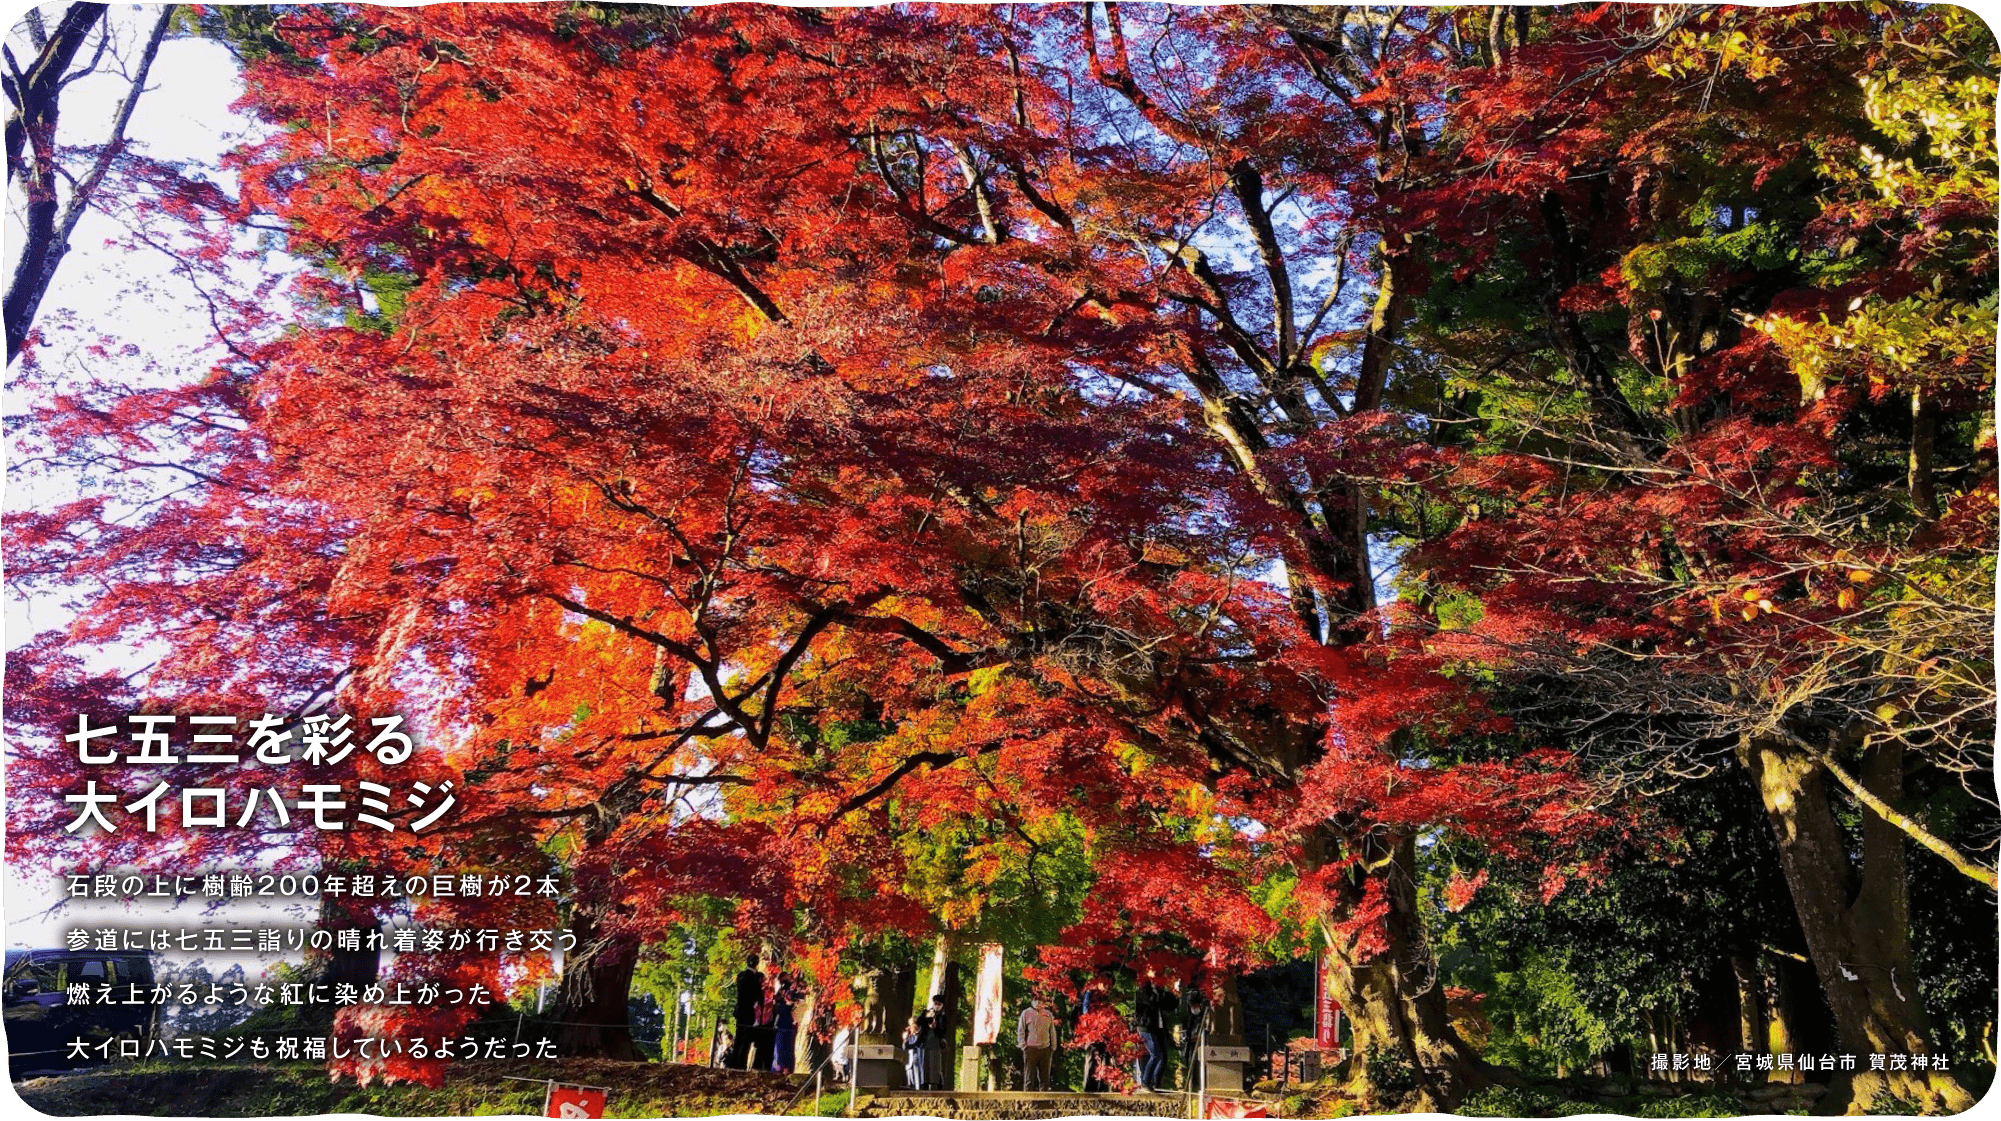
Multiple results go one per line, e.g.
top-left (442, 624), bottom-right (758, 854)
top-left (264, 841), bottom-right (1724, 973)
top-left (11, 1057), bottom-right (1837, 1117)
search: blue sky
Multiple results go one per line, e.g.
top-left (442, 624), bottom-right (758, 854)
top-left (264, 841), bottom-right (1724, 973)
top-left (4, 1), bottom-right (285, 954)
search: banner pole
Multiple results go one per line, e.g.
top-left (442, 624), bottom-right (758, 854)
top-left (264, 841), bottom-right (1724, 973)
top-left (1195, 1019), bottom-right (1206, 1121)
top-left (846, 1028), bottom-right (859, 1118)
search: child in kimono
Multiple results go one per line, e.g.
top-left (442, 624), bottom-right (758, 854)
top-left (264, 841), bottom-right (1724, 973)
top-left (902, 1016), bottom-right (927, 1091)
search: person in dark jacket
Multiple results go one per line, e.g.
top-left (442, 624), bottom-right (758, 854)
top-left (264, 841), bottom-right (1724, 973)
top-left (771, 973), bottom-right (802, 1073)
top-left (1132, 977), bottom-right (1171, 1091)
top-left (1178, 977), bottom-right (1209, 1090)
top-left (1131, 981), bottom-right (1157, 1091)
top-left (915, 995), bottom-right (950, 1089)
top-left (728, 955), bottom-right (762, 1069)
top-left (1152, 983), bottom-right (1177, 1092)
top-left (751, 980), bottom-right (779, 1072)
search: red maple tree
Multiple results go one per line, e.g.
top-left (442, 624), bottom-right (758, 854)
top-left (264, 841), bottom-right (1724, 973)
top-left (20, 7), bottom-right (1967, 1110)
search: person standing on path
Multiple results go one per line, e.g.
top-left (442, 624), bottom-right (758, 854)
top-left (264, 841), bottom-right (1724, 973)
top-left (902, 1016), bottom-right (928, 1091)
top-left (919, 994), bottom-right (950, 1089)
top-left (1178, 977), bottom-right (1208, 1090)
top-left (750, 977), bottom-right (780, 1072)
top-left (1131, 979), bottom-right (1165, 1092)
top-left (1016, 994), bottom-right (1058, 1091)
top-left (829, 1020), bottom-right (854, 1085)
top-left (770, 973), bottom-right (801, 1073)
top-left (728, 955), bottom-right (762, 1069)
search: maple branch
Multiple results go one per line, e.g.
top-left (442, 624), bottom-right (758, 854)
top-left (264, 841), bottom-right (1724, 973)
top-left (947, 140), bottom-right (1001, 245)
top-left (963, 760), bottom-right (1052, 887)
top-left (470, 768), bottom-right (750, 830)
top-left (548, 553), bottom-right (685, 600)
top-left (1228, 159), bottom-right (1298, 369)
top-left (1297, 227), bottom-right (1356, 355)
top-left (122, 223), bottom-right (260, 365)
top-left (1538, 189), bottom-right (1660, 461)
top-left (632, 182), bottom-right (790, 324)
top-left (624, 716), bottom-right (734, 745)
top-left (1083, 2), bottom-right (1214, 152)
top-left (755, 598), bottom-right (884, 745)
top-left (1000, 155), bottom-right (1073, 232)
top-left (1157, 239), bottom-right (1278, 379)
top-left (831, 750), bottom-right (961, 820)
top-left (1040, 290), bottom-right (1097, 338)
top-left (1002, 33), bottom-right (1030, 130)
top-left (1777, 729), bottom-right (1996, 890)
top-left (838, 614), bottom-right (987, 675)
top-left (653, 771), bottom-right (753, 789)
top-left (864, 131), bottom-right (977, 246)
top-left (1270, 7), bottom-right (1378, 118)
top-left (593, 479), bottom-right (710, 597)
top-left (683, 239), bottom-right (789, 325)
top-left (84, 454), bottom-right (238, 491)
top-left (542, 590), bottom-right (708, 669)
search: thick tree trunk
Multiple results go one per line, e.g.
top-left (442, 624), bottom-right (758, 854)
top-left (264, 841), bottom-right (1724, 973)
top-left (4, 4), bottom-right (103, 365)
top-left (551, 903), bottom-right (642, 1061)
top-left (1736, 737), bottom-right (1973, 1113)
top-left (887, 966), bottom-right (917, 1045)
top-left (1910, 389), bottom-right (1939, 520)
top-left (310, 889), bottom-right (381, 1028)
top-left (941, 960), bottom-right (965, 1090)
top-left (1762, 956), bottom-right (1807, 1084)
top-left (1312, 828), bottom-right (1495, 1111)
top-left (316, 891), bottom-right (381, 989)
top-left (794, 989), bottom-right (816, 1073)
top-left (1731, 952), bottom-right (1760, 1057)
top-left (548, 776), bottom-right (651, 1060)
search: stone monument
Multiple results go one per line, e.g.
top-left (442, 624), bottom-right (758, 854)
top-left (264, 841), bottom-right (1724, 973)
top-left (850, 969), bottom-right (906, 1090)
top-left (1199, 971), bottom-right (1252, 1093)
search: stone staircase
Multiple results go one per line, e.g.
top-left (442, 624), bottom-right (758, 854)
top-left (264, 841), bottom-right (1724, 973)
top-left (852, 1090), bottom-right (1206, 1118)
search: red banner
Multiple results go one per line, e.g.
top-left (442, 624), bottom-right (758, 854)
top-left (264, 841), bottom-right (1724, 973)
top-left (545, 1086), bottom-right (607, 1119)
top-left (1314, 953), bottom-right (1341, 1050)
top-left (1207, 1100), bottom-right (1270, 1118)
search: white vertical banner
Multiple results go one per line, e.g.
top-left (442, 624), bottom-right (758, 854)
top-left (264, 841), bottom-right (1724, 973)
top-left (972, 942), bottom-right (1004, 1044)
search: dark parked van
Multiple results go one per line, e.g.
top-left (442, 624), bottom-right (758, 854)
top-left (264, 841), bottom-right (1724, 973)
top-left (3, 949), bottom-right (159, 1077)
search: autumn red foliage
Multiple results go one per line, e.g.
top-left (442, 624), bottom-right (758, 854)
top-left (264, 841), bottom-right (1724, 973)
top-left (6, 4), bottom-right (1989, 1112)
